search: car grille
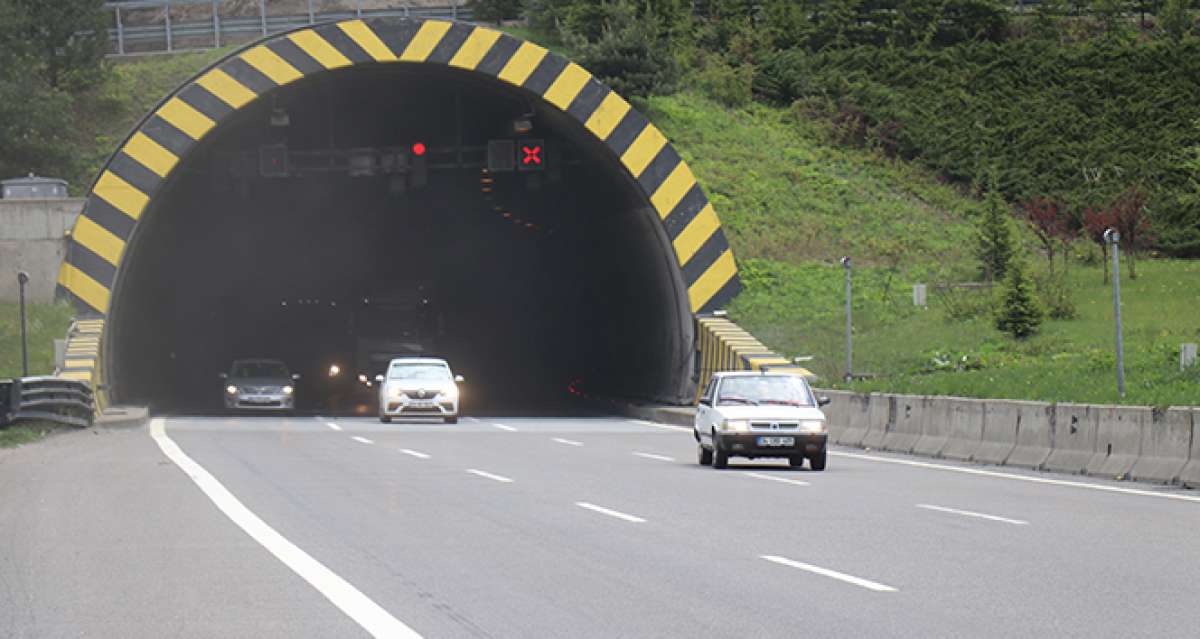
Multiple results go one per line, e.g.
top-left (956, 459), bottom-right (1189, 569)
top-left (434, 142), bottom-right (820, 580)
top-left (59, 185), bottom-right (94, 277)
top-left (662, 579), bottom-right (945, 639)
top-left (243, 386), bottom-right (280, 394)
top-left (750, 422), bottom-right (799, 431)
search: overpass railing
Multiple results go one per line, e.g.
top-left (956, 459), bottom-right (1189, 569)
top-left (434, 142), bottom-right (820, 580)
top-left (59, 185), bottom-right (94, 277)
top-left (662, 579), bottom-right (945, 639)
top-left (103, 1), bottom-right (472, 56)
top-left (0, 377), bottom-right (95, 429)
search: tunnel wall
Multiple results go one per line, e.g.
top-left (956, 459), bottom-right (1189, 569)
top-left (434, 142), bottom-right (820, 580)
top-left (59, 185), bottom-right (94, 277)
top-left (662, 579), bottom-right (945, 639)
top-left (55, 17), bottom-right (742, 404)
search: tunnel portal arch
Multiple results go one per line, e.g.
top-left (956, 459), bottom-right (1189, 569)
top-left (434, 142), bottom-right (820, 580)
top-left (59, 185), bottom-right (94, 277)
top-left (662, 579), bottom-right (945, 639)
top-left (56, 17), bottom-right (741, 408)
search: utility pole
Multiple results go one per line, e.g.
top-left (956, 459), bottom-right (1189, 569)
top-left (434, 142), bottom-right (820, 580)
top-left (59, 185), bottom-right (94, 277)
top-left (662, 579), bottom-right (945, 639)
top-left (17, 271), bottom-right (30, 377)
top-left (841, 256), bottom-right (852, 382)
top-left (1104, 229), bottom-right (1125, 397)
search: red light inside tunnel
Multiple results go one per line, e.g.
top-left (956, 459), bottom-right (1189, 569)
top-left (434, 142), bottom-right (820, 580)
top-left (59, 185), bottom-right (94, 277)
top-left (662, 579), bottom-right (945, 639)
top-left (521, 145), bottom-right (542, 165)
top-left (411, 142), bottom-right (427, 156)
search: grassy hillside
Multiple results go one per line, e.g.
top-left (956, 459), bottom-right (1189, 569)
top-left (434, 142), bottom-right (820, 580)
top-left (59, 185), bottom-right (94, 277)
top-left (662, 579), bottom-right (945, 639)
top-left (0, 302), bottom-right (74, 379)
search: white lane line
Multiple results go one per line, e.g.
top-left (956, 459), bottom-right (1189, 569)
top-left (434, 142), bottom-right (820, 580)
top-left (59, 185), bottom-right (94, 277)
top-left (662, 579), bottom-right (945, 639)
top-left (351, 436), bottom-right (374, 445)
top-left (552, 437), bottom-right (583, 447)
top-left (830, 451), bottom-right (1200, 504)
top-left (632, 452), bottom-right (675, 462)
top-left (399, 448), bottom-right (430, 459)
top-left (492, 423), bottom-right (518, 432)
top-left (761, 555), bottom-right (897, 592)
top-left (745, 472), bottom-right (810, 487)
top-left (325, 421), bottom-right (343, 432)
top-left (630, 419), bottom-right (691, 433)
top-left (148, 419), bottom-right (421, 638)
top-left (466, 469), bottom-right (514, 483)
top-left (917, 504), bottom-right (1028, 526)
top-left (575, 502), bottom-right (646, 523)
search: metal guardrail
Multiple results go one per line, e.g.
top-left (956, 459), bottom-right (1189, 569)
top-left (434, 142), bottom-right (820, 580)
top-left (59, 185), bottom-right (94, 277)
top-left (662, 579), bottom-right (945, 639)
top-left (104, 2), bottom-right (472, 56)
top-left (0, 377), bottom-right (95, 429)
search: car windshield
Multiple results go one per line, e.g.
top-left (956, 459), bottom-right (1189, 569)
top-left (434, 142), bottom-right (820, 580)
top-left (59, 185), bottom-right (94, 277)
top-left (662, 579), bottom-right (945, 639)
top-left (716, 375), bottom-right (814, 406)
top-left (231, 361), bottom-right (289, 378)
top-left (388, 363), bottom-right (450, 381)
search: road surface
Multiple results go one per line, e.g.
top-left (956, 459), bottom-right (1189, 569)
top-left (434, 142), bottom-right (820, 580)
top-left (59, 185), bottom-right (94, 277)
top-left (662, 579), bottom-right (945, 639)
top-left (2, 415), bottom-right (1198, 638)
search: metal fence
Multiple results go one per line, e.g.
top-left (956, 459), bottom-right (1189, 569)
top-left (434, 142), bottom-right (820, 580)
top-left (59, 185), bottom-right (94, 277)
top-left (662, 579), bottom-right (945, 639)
top-left (0, 377), bottom-right (95, 428)
top-left (103, 1), bottom-right (472, 56)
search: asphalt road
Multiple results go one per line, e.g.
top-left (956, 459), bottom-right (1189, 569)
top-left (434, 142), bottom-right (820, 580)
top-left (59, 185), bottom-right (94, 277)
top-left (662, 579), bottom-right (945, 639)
top-left (2, 414), bottom-right (1199, 638)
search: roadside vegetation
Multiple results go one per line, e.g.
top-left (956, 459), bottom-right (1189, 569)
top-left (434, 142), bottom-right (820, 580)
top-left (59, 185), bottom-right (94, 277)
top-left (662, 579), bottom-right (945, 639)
top-left (0, 422), bottom-right (64, 449)
top-left (0, 302), bottom-right (75, 379)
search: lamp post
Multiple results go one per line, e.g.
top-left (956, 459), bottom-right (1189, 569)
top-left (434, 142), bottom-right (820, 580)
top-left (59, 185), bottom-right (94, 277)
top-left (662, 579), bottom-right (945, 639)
top-left (841, 256), bottom-right (852, 382)
top-left (17, 271), bottom-right (30, 377)
top-left (1103, 229), bottom-right (1125, 397)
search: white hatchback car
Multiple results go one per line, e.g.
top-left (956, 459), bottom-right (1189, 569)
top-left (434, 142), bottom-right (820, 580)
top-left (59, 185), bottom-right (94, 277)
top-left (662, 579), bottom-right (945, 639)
top-left (695, 371), bottom-right (831, 470)
top-left (375, 357), bottom-right (463, 423)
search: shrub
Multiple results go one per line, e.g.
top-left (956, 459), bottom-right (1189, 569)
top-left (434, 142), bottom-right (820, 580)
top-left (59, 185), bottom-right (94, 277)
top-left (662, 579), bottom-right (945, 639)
top-left (693, 56), bottom-right (753, 108)
top-left (559, 1), bottom-right (679, 98)
top-left (995, 258), bottom-right (1044, 338)
top-left (975, 191), bottom-right (1016, 282)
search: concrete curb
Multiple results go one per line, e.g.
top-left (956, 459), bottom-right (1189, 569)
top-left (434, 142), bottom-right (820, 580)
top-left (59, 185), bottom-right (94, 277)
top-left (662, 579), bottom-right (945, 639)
top-left (95, 406), bottom-right (150, 429)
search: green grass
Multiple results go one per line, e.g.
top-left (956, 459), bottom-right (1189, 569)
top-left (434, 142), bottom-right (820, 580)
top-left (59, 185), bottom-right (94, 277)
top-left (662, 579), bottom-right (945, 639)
top-left (0, 303), bottom-right (75, 379)
top-left (0, 422), bottom-right (63, 448)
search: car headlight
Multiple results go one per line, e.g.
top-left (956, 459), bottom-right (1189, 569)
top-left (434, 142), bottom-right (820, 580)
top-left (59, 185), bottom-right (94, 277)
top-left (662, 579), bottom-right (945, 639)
top-left (800, 419), bottom-right (825, 433)
top-left (721, 419), bottom-right (750, 432)
top-left (440, 386), bottom-right (459, 401)
top-left (391, 387), bottom-right (405, 398)
top-left (282, 385), bottom-right (294, 395)
top-left (225, 385), bottom-right (238, 395)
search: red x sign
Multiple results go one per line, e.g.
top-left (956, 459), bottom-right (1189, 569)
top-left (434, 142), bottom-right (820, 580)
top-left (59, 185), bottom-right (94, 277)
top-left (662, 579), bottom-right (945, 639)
top-left (522, 145), bottom-right (542, 165)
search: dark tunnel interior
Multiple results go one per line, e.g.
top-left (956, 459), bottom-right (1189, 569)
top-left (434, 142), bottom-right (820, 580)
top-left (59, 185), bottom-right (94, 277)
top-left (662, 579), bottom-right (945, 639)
top-left (107, 63), bottom-right (694, 415)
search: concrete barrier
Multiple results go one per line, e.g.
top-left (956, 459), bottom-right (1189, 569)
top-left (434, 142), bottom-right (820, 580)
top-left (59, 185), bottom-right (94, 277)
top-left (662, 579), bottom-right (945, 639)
top-left (1086, 405), bottom-right (1148, 479)
top-left (860, 393), bottom-right (892, 449)
top-left (881, 395), bottom-right (924, 453)
top-left (913, 396), bottom-right (954, 457)
top-left (939, 398), bottom-right (987, 461)
top-left (1131, 407), bottom-right (1193, 484)
top-left (816, 389), bottom-right (854, 442)
top-left (1042, 403), bottom-right (1098, 474)
top-left (980, 400), bottom-right (1049, 467)
top-left (832, 392), bottom-right (872, 446)
top-left (1175, 409), bottom-right (1200, 487)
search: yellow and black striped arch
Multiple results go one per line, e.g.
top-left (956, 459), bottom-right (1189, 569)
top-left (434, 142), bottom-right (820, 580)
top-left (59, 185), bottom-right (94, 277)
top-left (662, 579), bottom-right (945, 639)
top-left (56, 17), bottom-right (740, 320)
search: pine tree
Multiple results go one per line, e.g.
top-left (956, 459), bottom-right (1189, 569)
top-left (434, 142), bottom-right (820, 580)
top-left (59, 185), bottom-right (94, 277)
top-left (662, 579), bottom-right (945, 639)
top-left (975, 191), bottom-right (1016, 283)
top-left (995, 258), bottom-right (1044, 339)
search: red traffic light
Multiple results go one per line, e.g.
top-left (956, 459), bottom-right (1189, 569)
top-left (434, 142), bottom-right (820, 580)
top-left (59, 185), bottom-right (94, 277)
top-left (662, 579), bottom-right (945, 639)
top-left (411, 142), bottom-right (427, 156)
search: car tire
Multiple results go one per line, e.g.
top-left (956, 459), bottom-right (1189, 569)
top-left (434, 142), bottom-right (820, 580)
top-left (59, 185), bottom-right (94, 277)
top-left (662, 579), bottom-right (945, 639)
top-left (789, 455), bottom-right (805, 469)
top-left (698, 442), bottom-right (713, 466)
top-left (379, 415), bottom-right (391, 423)
top-left (712, 432), bottom-right (729, 469)
top-left (444, 416), bottom-right (458, 424)
top-left (810, 447), bottom-right (827, 471)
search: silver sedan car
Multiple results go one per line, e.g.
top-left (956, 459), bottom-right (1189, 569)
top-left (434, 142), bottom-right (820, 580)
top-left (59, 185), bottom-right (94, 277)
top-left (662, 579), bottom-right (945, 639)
top-left (220, 359), bottom-right (299, 412)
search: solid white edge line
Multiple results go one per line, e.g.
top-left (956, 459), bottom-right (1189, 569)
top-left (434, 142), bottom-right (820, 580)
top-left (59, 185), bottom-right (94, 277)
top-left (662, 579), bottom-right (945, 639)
top-left (148, 419), bottom-right (422, 638)
top-left (399, 448), bottom-right (431, 459)
top-left (632, 452), bottom-right (675, 462)
top-left (830, 450), bottom-right (1200, 504)
top-left (325, 422), bottom-right (343, 432)
top-left (466, 469), bottom-right (514, 483)
top-left (760, 555), bottom-right (897, 592)
top-left (575, 501), bottom-right (646, 523)
top-left (351, 436), bottom-right (374, 445)
top-left (917, 504), bottom-right (1029, 526)
top-left (745, 472), bottom-right (810, 487)
top-left (552, 438), bottom-right (583, 446)
top-left (492, 423), bottom-right (518, 432)
top-left (630, 419), bottom-right (691, 433)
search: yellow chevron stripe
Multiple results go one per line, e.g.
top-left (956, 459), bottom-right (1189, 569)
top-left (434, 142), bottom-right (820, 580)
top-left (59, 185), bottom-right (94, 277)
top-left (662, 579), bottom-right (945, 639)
top-left (58, 263), bottom-right (110, 314)
top-left (60, 371), bottom-right (93, 381)
top-left (157, 97), bottom-right (215, 140)
top-left (64, 358), bottom-right (95, 369)
top-left (241, 45), bottom-right (304, 86)
top-left (651, 162), bottom-right (696, 219)
top-left (688, 250), bottom-right (737, 313)
top-left (122, 131), bottom-right (178, 178)
top-left (288, 29), bottom-right (352, 69)
top-left (542, 63), bottom-right (590, 110)
top-left (448, 26), bottom-right (501, 70)
top-left (672, 203), bottom-right (719, 264)
top-left (497, 41), bottom-right (547, 86)
top-left (337, 20), bottom-right (396, 61)
top-left (585, 91), bottom-right (630, 140)
top-left (620, 125), bottom-right (667, 178)
top-left (73, 216), bottom-right (125, 266)
top-left (93, 171), bottom-right (148, 220)
top-left (400, 20), bottom-right (452, 62)
top-left (196, 68), bottom-right (257, 108)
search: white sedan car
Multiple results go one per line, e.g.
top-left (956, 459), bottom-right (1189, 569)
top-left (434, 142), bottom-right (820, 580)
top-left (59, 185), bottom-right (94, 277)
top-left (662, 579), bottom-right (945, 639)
top-left (375, 357), bottom-right (463, 423)
top-left (694, 371), bottom-right (831, 470)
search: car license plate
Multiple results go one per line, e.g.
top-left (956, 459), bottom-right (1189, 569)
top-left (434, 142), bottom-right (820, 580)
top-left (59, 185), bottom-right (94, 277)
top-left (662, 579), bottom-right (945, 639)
top-left (757, 436), bottom-right (794, 447)
top-left (409, 400), bottom-right (435, 407)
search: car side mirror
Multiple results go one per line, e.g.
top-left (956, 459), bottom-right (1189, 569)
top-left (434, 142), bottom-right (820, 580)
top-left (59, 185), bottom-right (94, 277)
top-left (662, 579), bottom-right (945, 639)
top-left (374, 374), bottom-right (384, 383)
top-left (817, 396), bottom-right (830, 407)
top-left (698, 397), bottom-right (711, 406)
top-left (454, 375), bottom-right (464, 383)
top-left (218, 372), bottom-right (228, 380)
top-left (292, 373), bottom-right (301, 380)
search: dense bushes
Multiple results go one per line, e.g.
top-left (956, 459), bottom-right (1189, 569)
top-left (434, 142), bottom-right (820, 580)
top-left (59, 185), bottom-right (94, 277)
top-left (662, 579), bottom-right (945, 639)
top-left (755, 39), bottom-right (1200, 255)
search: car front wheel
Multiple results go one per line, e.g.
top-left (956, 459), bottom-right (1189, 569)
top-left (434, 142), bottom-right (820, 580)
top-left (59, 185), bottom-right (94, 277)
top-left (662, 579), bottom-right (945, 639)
top-left (789, 455), bottom-right (805, 469)
top-left (379, 415), bottom-right (391, 423)
top-left (697, 442), bottom-right (713, 466)
top-left (444, 416), bottom-right (458, 424)
top-left (712, 431), bottom-right (729, 469)
top-left (810, 447), bottom-right (827, 471)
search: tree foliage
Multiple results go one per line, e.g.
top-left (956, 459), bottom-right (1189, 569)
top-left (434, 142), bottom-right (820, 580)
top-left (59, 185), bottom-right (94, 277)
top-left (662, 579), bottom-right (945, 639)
top-left (558, 1), bottom-right (679, 99)
top-left (468, 0), bottom-right (523, 24)
top-left (975, 191), bottom-right (1017, 282)
top-left (995, 258), bottom-right (1044, 339)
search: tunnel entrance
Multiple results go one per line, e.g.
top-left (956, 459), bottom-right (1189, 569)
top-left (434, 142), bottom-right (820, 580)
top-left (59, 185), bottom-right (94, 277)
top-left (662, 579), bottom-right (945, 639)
top-left (109, 64), bottom-right (689, 414)
top-left (57, 19), bottom-right (741, 415)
